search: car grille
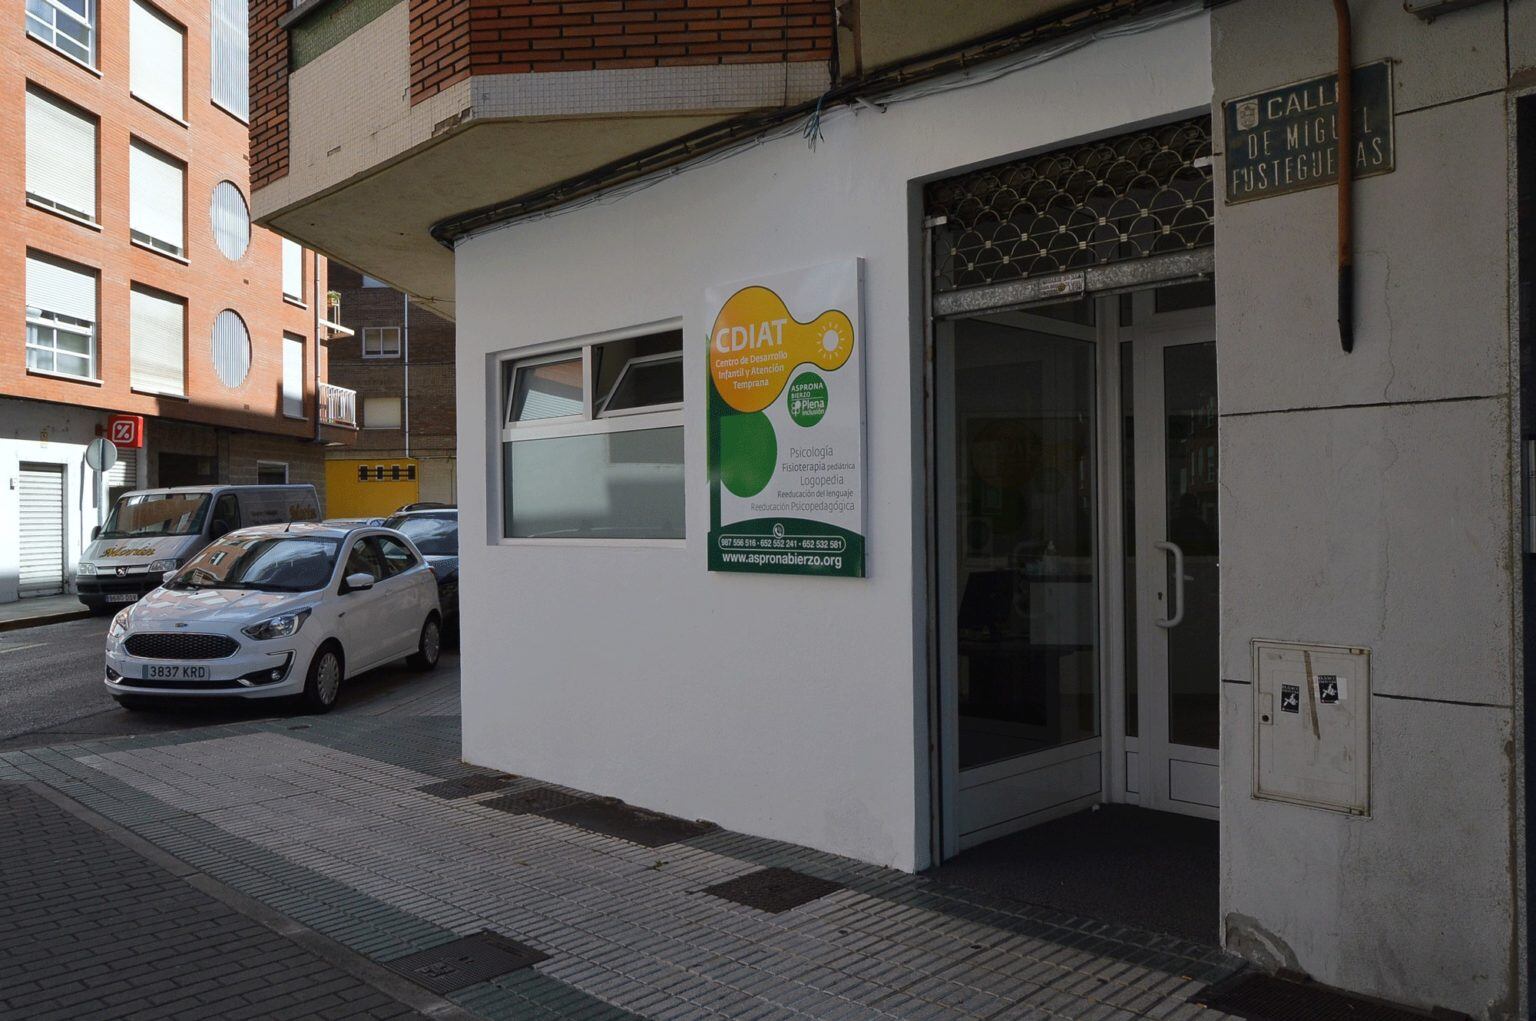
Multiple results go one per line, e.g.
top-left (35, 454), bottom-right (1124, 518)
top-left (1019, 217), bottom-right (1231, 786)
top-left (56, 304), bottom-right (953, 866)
top-left (124, 633), bottom-right (240, 660)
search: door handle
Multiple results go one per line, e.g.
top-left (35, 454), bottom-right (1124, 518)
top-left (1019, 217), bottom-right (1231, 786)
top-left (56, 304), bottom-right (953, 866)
top-left (1154, 540), bottom-right (1184, 629)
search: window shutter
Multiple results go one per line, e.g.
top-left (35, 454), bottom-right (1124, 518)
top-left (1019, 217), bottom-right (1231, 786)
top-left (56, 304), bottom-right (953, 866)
top-left (130, 288), bottom-right (184, 396)
top-left (130, 1), bottom-right (183, 121)
top-left (282, 335), bottom-right (304, 417)
top-left (26, 89), bottom-right (96, 220)
top-left (25, 255), bottom-right (96, 323)
top-left (282, 239), bottom-right (303, 300)
top-left (130, 142), bottom-right (184, 253)
top-left (210, 0), bottom-right (248, 120)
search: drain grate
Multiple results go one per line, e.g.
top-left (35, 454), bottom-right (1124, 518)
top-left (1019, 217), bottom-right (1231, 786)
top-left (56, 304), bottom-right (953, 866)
top-left (385, 931), bottom-right (548, 994)
top-left (416, 774), bottom-right (519, 799)
top-left (481, 787), bottom-right (592, 815)
top-left (1192, 973), bottom-right (1459, 1021)
top-left (540, 799), bottom-right (716, 848)
top-left (702, 867), bottom-right (845, 913)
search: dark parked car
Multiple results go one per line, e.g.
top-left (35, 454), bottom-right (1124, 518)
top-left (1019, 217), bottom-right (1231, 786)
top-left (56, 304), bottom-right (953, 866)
top-left (383, 509), bottom-right (459, 642)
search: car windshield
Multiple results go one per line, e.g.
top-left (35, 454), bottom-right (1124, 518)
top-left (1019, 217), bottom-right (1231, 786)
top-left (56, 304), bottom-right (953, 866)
top-left (98, 493), bottom-right (211, 539)
top-left (166, 536), bottom-right (340, 593)
top-left (383, 514), bottom-right (458, 556)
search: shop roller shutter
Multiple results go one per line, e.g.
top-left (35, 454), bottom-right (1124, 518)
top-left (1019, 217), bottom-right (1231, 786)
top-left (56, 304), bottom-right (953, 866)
top-left (18, 463), bottom-right (66, 597)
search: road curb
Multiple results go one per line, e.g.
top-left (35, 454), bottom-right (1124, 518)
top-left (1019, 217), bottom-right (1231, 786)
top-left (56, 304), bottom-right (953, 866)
top-left (0, 609), bottom-right (92, 633)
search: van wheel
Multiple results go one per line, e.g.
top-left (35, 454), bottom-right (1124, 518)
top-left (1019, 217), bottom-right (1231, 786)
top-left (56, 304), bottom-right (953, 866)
top-left (301, 645), bottom-right (344, 713)
top-left (409, 616), bottom-right (441, 672)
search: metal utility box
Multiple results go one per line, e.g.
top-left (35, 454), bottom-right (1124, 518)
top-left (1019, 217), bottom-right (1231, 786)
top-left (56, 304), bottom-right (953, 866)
top-left (1252, 640), bottom-right (1370, 814)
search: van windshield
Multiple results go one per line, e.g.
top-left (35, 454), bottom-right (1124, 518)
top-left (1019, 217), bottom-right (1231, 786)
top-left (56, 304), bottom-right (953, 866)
top-left (99, 493), bottom-right (211, 539)
top-left (166, 536), bottom-right (341, 593)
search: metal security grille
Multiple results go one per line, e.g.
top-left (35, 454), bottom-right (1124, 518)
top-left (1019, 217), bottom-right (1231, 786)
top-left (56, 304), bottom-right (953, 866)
top-left (125, 633), bottom-right (240, 660)
top-left (927, 117), bottom-right (1213, 294)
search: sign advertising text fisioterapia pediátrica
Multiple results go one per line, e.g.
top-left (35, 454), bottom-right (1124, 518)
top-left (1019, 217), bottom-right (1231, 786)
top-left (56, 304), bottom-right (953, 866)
top-left (706, 260), bottom-right (865, 577)
top-left (1223, 60), bottom-right (1394, 204)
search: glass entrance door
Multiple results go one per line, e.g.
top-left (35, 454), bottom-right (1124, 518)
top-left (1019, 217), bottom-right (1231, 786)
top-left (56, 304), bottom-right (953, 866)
top-left (936, 305), bottom-right (1104, 852)
top-left (1127, 290), bottom-right (1219, 816)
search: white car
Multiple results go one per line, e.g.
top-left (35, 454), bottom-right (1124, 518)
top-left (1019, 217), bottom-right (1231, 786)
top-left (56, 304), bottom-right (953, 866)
top-left (104, 522), bottom-right (442, 713)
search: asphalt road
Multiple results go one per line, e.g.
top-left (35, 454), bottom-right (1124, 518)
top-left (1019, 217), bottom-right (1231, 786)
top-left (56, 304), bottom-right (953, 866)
top-left (0, 616), bottom-right (455, 752)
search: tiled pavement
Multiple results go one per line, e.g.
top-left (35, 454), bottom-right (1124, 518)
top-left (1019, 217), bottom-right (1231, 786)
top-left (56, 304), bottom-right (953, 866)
top-left (0, 671), bottom-right (1245, 1020)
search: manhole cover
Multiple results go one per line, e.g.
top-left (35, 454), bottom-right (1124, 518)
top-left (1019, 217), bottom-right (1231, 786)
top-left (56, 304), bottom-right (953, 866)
top-left (702, 867), bottom-right (844, 913)
top-left (417, 774), bottom-right (518, 800)
top-left (385, 931), bottom-right (547, 994)
top-left (540, 799), bottom-right (716, 847)
top-left (482, 787), bottom-right (592, 815)
top-left (1192, 973), bottom-right (1458, 1021)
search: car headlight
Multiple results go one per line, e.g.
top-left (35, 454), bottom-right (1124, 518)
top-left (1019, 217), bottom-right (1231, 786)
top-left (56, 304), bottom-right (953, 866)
top-left (77, 561), bottom-right (97, 576)
top-left (148, 558), bottom-right (180, 574)
top-left (242, 609), bottom-right (311, 641)
top-left (108, 608), bottom-right (130, 640)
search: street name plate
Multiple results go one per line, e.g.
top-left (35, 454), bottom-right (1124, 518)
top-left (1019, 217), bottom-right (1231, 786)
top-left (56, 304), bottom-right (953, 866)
top-left (1222, 60), bottom-right (1394, 204)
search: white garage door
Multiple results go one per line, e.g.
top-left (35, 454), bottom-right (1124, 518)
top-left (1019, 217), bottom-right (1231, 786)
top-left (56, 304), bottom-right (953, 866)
top-left (19, 462), bottom-right (67, 597)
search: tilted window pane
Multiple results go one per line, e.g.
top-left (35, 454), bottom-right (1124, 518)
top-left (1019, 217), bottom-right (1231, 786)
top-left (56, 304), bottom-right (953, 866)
top-left (503, 427), bottom-right (684, 539)
top-left (602, 355), bottom-right (683, 413)
top-left (510, 357), bottom-right (583, 421)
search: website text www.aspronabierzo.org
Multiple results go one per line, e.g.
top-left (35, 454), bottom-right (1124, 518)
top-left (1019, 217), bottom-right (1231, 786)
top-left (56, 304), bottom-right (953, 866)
top-left (720, 551), bottom-right (844, 569)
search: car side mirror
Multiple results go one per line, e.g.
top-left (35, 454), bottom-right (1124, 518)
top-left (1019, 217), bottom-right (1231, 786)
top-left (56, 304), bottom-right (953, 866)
top-left (91, 525), bottom-right (100, 541)
top-left (343, 572), bottom-right (375, 593)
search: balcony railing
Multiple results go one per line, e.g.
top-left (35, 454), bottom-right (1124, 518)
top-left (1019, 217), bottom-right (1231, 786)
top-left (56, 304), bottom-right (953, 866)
top-left (319, 382), bottom-right (357, 427)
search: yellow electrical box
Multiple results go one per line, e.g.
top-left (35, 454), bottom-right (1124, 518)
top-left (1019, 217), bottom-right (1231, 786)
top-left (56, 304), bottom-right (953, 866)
top-left (325, 459), bottom-right (420, 519)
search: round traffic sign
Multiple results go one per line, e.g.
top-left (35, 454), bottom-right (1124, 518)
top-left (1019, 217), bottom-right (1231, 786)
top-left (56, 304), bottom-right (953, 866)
top-left (85, 437), bottom-right (118, 472)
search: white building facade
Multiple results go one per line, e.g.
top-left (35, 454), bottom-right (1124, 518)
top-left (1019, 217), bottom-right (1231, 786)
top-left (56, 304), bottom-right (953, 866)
top-left (448, 3), bottom-right (1527, 1018)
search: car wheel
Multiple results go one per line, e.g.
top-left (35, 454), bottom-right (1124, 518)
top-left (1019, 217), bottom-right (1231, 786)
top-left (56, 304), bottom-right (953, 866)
top-left (409, 615), bottom-right (441, 672)
top-left (112, 695), bottom-right (154, 711)
top-left (301, 644), bottom-right (344, 713)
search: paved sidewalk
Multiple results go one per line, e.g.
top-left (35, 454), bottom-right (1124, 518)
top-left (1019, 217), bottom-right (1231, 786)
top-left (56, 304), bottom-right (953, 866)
top-left (0, 592), bottom-right (90, 632)
top-left (0, 675), bottom-right (1244, 1021)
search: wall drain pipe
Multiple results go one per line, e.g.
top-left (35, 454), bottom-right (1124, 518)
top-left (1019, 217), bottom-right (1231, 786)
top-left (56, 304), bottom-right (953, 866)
top-left (1334, 0), bottom-right (1354, 353)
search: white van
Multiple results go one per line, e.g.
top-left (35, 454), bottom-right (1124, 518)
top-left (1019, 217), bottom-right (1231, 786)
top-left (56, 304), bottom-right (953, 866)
top-left (76, 485), bottom-right (321, 614)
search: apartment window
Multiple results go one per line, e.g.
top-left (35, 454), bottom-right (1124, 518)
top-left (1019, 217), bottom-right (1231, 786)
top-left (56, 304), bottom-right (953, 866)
top-left (282, 239), bottom-right (304, 302)
top-left (362, 275), bottom-right (388, 288)
top-left (130, 1), bottom-right (184, 121)
top-left (256, 461), bottom-right (288, 484)
top-left (25, 253), bottom-right (97, 381)
top-left (211, 181), bottom-right (251, 260)
top-left (129, 286), bottom-right (185, 397)
top-left (26, 0), bottom-right (93, 65)
top-left (211, 310), bottom-right (251, 388)
top-left (282, 334), bottom-right (305, 418)
top-left (362, 326), bottom-right (401, 358)
top-left (129, 141), bottom-right (185, 258)
top-left (498, 328), bottom-right (684, 540)
top-left (210, 0), bottom-right (248, 120)
top-left (364, 397), bottom-right (401, 430)
top-left (25, 87), bottom-right (96, 223)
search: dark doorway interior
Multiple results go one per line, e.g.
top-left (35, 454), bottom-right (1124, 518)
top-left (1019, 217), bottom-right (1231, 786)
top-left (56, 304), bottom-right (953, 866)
top-left (158, 453), bottom-right (217, 488)
top-left (928, 805), bottom-right (1219, 945)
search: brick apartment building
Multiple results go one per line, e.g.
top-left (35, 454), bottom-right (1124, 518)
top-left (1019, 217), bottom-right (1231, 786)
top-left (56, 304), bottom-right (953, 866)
top-left (1, 0), bottom-right (358, 604)
top-left (322, 264), bottom-right (456, 517)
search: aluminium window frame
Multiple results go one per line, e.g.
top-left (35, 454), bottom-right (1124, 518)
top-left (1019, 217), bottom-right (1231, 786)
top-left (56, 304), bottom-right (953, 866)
top-left (26, 0), bottom-right (96, 68)
top-left (596, 350), bottom-right (684, 418)
top-left (361, 326), bottom-right (402, 359)
top-left (25, 310), bottom-right (97, 381)
top-left (494, 319), bottom-right (685, 549)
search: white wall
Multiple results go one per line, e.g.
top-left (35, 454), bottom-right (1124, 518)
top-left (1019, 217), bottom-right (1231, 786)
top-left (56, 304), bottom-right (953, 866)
top-left (1211, 3), bottom-right (1520, 1017)
top-left (0, 398), bottom-right (119, 603)
top-left (453, 12), bottom-right (1213, 871)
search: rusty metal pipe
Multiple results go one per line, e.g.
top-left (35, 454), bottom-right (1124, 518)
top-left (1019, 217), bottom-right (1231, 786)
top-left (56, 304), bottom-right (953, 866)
top-left (1334, 0), bottom-right (1354, 353)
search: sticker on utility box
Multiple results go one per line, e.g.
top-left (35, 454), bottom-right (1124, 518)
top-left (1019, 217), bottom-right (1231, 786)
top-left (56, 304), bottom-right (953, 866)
top-left (1317, 675), bottom-right (1343, 704)
top-left (1280, 684), bottom-right (1300, 714)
